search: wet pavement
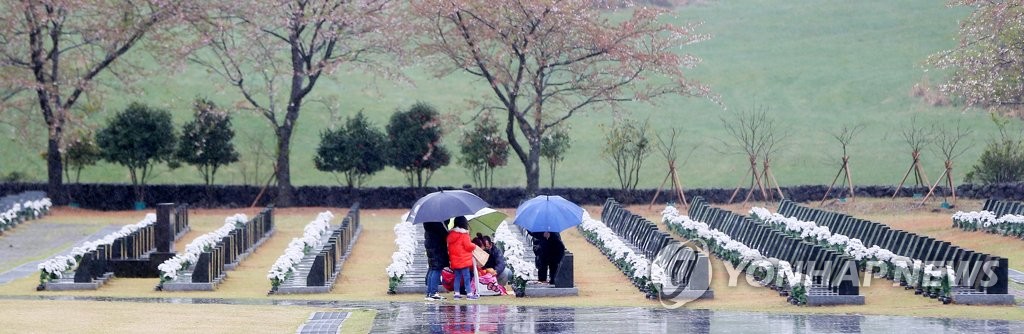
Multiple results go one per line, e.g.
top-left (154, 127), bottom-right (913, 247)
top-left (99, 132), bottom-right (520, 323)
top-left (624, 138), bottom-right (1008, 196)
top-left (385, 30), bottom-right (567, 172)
top-left (3, 295), bottom-right (1021, 333)
top-left (0, 224), bottom-right (120, 284)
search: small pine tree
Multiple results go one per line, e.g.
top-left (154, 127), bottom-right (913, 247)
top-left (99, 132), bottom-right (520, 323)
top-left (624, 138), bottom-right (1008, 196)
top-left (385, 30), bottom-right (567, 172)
top-left (63, 129), bottom-right (101, 184)
top-left (602, 118), bottom-right (652, 191)
top-left (540, 125), bottom-right (571, 188)
top-left (459, 112), bottom-right (508, 188)
top-left (97, 102), bottom-right (177, 203)
top-left (314, 111), bottom-right (387, 188)
top-left (176, 98), bottom-right (239, 200)
top-left (386, 102), bottom-right (450, 188)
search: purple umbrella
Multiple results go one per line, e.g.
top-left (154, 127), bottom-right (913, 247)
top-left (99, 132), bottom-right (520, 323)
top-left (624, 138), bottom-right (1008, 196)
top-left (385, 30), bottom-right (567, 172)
top-left (406, 190), bottom-right (489, 224)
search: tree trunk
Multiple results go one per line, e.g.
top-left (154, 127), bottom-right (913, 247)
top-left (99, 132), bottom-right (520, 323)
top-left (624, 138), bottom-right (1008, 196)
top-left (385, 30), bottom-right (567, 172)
top-left (549, 160), bottom-right (556, 188)
top-left (525, 140), bottom-right (541, 195)
top-left (46, 133), bottom-right (65, 204)
top-left (275, 122), bottom-right (294, 207)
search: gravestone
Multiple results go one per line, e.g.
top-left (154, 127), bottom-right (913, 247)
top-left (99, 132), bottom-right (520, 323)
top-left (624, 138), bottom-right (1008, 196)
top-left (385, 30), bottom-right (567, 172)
top-left (192, 252), bottom-right (212, 283)
top-left (554, 251), bottom-right (574, 288)
top-left (156, 203), bottom-right (176, 252)
top-left (74, 253), bottom-right (95, 283)
top-left (307, 254), bottom-right (327, 286)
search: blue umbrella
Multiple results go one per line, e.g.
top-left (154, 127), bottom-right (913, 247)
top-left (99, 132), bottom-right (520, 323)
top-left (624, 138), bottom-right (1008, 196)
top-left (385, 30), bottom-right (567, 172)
top-left (513, 195), bottom-right (584, 232)
top-left (406, 190), bottom-right (489, 224)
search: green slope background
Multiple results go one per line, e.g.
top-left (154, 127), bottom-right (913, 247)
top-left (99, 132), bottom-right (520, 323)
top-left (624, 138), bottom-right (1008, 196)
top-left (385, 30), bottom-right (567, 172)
top-left (0, 0), bottom-right (999, 190)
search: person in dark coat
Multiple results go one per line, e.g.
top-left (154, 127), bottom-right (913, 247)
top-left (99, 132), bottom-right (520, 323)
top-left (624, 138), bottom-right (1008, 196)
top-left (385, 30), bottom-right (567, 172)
top-left (474, 234), bottom-right (510, 285)
top-left (533, 232), bottom-right (565, 284)
top-left (423, 221), bottom-right (449, 300)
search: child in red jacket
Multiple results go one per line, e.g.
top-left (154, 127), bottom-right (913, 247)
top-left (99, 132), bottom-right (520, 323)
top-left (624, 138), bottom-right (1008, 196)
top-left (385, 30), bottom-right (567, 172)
top-left (447, 216), bottom-right (478, 300)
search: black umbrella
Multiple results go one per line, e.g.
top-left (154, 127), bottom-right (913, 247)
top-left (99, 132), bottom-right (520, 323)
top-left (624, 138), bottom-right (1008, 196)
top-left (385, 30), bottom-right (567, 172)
top-left (406, 190), bottom-right (489, 224)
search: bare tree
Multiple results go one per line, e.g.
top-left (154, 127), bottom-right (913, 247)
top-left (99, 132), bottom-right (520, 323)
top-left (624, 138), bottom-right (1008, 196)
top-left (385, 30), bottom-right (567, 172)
top-left (0, 0), bottom-right (196, 202)
top-left (893, 116), bottom-right (935, 198)
top-left (648, 128), bottom-right (696, 209)
top-left (922, 122), bottom-right (972, 205)
top-left (821, 124), bottom-right (864, 205)
top-left (759, 123), bottom-right (788, 201)
top-left (721, 104), bottom-right (783, 204)
top-left (410, 0), bottom-right (714, 194)
top-left (191, 0), bottom-right (401, 206)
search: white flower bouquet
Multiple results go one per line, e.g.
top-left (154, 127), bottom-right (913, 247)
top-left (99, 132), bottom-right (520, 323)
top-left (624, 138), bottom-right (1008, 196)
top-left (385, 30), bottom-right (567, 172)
top-left (267, 211), bottom-right (334, 291)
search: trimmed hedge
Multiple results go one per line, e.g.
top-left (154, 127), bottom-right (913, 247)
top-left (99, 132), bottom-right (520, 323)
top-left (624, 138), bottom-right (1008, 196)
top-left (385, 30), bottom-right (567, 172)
top-left (0, 182), bottom-right (998, 211)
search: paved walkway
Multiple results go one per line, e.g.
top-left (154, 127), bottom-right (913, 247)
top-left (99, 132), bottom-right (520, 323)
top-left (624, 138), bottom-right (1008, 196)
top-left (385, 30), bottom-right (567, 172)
top-left (1009, 269), bottom-right (1024, 285)
top-left (296, 311), bottom-right (349, 334)
top-left (3, 296), bottom-right (1020, 333)
top-left (0, 223), bottom-right (121, 284)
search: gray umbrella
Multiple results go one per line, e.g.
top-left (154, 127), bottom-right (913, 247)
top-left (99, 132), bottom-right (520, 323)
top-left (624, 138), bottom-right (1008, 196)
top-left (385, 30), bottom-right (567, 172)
top-left (406, 190), bottom-right (489, 224)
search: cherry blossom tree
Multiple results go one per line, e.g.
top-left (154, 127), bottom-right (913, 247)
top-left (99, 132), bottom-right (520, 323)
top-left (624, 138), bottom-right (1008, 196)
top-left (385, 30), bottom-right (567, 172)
top-left (930, 0), bottom-right (1024, 109)
top-left (190, 0), bottom-right (401, 206)
top-left (0, 0), bottom-right (196, 203)
top-left (410, 0), bottom-right (714, 194)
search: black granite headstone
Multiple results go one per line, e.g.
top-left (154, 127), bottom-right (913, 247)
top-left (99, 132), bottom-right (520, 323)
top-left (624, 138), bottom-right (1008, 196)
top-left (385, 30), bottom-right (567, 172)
top-left (74, 252), bottom-right (95, 283)
top-left (554, 251), bottom-right (574, 288)
top-left (307, 254), bottom-right (327, 286)
top-left (192, 252), bottom-right (212, 283)
top-left (156, 203), bottom-right (176, 253)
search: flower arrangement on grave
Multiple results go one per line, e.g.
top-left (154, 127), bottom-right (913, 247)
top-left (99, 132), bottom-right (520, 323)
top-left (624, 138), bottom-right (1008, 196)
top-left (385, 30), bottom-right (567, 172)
top-left (940, 265), bottom-right (956, 303)
top-left (908, 260), bottom-right (925, 294)
top-left (664, 206), bottom-right (797, 300)
top-left (752, 207), bottom-right (914, 276)
top-left (952, 210), bottom-right (1024, 237)
top-left (787, 272), bottom-right (810, 305)
top-left (578, 211), bottom-right (654, 296)
top-left (267, 211), bottom-right (334, 292)
top-left (37, 213), bottom-right (156, 288)
top-left (157, 213), bottom-right (247, 289)
top-left (494, 222), bottom-right (534, 297)
top-left (37, 255), bottom-right (75, 286)
top-left (1, 198), bottom-right (52, 231)
top-left (920, 264), bottom-right (956, 303)
top-left (754, 207), bottom-right (962, 305)
top-left (385, 216), bottom-right (415, 294)
top-left (507, 257), bottom-right (532, 297)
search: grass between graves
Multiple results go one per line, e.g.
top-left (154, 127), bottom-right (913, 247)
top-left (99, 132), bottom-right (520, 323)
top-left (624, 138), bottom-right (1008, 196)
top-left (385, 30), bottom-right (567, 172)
top-left (1, 203), bottom-right (1024, 327)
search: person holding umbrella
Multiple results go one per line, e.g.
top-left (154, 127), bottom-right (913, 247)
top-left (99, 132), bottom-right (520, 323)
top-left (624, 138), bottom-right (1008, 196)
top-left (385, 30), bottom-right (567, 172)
top-left (423, 220), bottom-right (449, 301)
top-left (447, 216), bottom-right (479, 300)
top-left (513, 195), bottom-right (582, 285)
top-left (404, 189), bottom-right (489, 301)
top-left (533, 232), bottom-right (565, 284)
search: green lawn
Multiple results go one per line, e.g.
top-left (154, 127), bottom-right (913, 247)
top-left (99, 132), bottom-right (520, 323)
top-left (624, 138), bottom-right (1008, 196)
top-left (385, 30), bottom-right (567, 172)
top-left (0, 0), bottom-right (990, 189)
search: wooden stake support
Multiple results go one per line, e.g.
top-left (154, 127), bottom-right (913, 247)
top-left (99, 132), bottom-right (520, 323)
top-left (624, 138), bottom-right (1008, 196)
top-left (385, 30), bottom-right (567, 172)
top-left (892, 151), bottom-right (930, 199)
top-left (649, 160), bottom-right (688, 209)
top-left (760, 157), bottom-right (784, 202)
top-left (821, 156), bottom-right (855, 206)
top-left (729, 155), bottom-right (769, 205)
top-left (921, 160), bottom-right (956, 206)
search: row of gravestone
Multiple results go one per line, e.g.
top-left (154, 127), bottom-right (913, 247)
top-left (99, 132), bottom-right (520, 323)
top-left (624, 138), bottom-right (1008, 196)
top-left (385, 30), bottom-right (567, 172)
top-left (43, 203), bottom-right (190, 290)
top-left (778, 200), bottom-right (1010, 297)
top-left (177, 206), bottom-right (275, 289)
top-left (0, 191), bottom-right (49, 232)
top-left (688, 197), bottom-right (863, 301)
top-left (981, 198), bottom-right (1024, 217)
top-left (600, 198), bottom-right (712, 298)
top-left (276, 203), bottom-right (362, 294)
top-left (0, 191), bottom-right (46, 212)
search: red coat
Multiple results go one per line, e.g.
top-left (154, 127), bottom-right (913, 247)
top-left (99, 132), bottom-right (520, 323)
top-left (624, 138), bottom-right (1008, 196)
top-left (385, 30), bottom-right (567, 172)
top-left (446, 227), bottom-right (476, 269)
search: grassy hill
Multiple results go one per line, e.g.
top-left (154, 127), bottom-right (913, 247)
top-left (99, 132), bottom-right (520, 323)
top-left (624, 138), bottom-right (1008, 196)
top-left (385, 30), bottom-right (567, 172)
top-left (0, 0), bottom-right (992, 190)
